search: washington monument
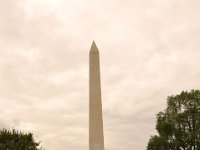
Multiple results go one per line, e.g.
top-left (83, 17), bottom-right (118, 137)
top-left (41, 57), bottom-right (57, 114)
top-left (89, 41), bottom-right (104, 150)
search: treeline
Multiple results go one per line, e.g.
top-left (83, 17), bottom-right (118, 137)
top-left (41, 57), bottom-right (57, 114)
top-left (147, 90), bottom-right (200, 150)
top-left (0, 129), bottom-right (43, 150)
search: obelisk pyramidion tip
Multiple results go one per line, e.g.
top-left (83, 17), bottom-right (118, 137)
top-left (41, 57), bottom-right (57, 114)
top-left (90, 41), bottom-right (99, 51)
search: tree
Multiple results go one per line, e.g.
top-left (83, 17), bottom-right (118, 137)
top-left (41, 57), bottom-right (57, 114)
top-left (0, 128), bottom-right (44, 150)
top-left (147, 90), bottom-right (200, 150)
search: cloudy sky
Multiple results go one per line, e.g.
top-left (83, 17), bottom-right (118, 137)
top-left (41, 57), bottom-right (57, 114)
top-left (0, 0), bottom-right (200, 149)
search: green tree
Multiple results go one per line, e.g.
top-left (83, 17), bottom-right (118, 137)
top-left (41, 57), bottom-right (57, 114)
top-left (0, 128), bottom-right (44, 150)
top-left (147, 90), bottom-right (200, 150)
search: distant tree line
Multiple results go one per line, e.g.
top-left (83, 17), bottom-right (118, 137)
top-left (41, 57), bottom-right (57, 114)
top-left (0, 128), bottom-right (44, 150)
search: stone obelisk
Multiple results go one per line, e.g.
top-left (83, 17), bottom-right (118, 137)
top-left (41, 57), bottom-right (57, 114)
top-left (89, 41), bottom-right (104, 150)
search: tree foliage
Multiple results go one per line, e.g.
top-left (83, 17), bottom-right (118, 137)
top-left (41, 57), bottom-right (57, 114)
top-left (0, 128), bottom-right (44, 150)
top-left (147, 90), bottom-right (200, 150)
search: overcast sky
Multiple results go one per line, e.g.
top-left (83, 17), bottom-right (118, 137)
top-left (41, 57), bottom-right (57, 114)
top-left (0, 0), bottom-right (200, 149)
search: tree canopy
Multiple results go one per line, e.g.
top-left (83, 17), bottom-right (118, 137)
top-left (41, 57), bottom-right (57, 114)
top-left (147, 90), bottom-right (200, 150)
top-left (0, 128), bottom-right (44, 150)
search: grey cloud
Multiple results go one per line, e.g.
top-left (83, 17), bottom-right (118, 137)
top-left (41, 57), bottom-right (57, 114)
top-left (0, 0), bottom-right (200, 150)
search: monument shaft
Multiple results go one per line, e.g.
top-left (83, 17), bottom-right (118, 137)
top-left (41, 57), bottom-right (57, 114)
top-left (89, 42), bottom-right (104, 150)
